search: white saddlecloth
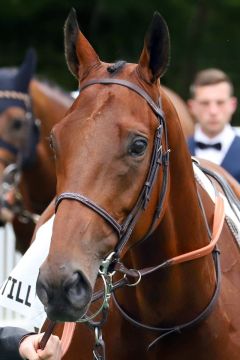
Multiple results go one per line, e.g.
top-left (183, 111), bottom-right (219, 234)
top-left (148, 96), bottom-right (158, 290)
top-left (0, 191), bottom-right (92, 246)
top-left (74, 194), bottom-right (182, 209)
top-left (0, 215), bottom-right (54, 331)
top-left (193, 162), bottom-right (240, 245)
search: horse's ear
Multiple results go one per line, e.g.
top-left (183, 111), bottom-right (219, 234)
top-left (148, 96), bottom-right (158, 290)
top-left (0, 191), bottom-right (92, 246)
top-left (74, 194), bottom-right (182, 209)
top-left (16, 48), bottom-right (37, 92)
top-left (137, 12), bottom-right (170, 83)
top-left (64, 8), bottom-right (100, 80)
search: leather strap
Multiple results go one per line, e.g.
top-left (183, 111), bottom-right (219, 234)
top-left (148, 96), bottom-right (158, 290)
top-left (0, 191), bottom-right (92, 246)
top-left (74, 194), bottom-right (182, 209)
top-left (110, 194), bottom-right (225, 349)
top-left (90, 193), bottom-right (225, 301)
top-left (81, 79), bottom-right (164, 118)
top-left (39, 321), bottom-right (76, 357)
top-left (56, 192), bottom-right (122, 235)
top-left (113, 249), bottom-right (221, 350)
top-left (61, 322), bottom-right (77, 357)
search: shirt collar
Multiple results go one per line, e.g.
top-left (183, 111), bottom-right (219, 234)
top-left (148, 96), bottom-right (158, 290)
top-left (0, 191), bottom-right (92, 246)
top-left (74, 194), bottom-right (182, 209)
top-left (194, 124), bottom-right (235, 149)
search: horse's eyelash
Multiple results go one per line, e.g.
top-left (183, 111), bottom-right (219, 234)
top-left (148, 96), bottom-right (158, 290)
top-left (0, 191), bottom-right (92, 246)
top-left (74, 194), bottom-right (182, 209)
top-left (47, 135), bottom-right (55, 150)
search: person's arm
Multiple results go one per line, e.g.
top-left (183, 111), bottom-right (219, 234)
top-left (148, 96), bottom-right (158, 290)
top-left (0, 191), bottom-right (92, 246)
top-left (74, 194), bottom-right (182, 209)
top-left (19, 332), bottom-right (62, 360)
top-left (0, 326), bottom-right (31, 359)
top-left (0, 327), bottom-right (62, 359)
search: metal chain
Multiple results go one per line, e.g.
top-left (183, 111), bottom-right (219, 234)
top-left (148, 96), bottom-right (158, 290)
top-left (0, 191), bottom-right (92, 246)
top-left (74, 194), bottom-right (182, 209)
top-left (93, 327), bottom-right (106, 360)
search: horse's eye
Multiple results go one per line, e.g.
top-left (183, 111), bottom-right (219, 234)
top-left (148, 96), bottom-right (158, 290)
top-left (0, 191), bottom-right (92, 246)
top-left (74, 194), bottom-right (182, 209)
top-left (11, 118), bottom-right (23, 130)
top-left (128, 137), bottom-right (148, 157)
top-left (49, 133), bottom-right (57, 158)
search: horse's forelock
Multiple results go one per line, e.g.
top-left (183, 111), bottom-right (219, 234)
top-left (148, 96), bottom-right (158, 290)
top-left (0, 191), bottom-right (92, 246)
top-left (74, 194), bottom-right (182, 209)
top-left (107, 61), bottom-right (126, 74)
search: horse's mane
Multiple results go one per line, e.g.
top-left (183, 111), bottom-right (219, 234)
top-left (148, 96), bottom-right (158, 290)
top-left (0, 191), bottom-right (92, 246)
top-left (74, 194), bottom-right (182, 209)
top-left (32, 77), bottom-right (73, 107)
top-left (33, 76), bottom-right (72, 98)
top-left (107, 60), bottom-right (126, 74)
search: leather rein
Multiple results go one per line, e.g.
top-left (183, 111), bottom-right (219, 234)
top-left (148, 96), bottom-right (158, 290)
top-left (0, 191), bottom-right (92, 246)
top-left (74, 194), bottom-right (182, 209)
top-left (41, 78), bottom-right (225, 358)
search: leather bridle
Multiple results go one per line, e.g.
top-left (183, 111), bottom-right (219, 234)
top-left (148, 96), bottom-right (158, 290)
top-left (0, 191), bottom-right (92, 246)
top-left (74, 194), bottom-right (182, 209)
top-left (0, 94), bottom-right (40, 169)
top-left (55, 78), bottom-right (170, 259)
top-left (49, 78), bottom-right (225, 359)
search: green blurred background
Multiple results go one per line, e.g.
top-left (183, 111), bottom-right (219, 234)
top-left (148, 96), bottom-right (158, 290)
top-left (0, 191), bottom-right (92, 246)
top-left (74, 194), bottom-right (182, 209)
top-left (0, 0), bottom-right (239, 124)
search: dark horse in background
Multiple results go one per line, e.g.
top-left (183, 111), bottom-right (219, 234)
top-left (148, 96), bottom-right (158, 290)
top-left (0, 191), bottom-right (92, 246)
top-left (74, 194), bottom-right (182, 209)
top-left (35, 9), bottom-right (240, 360)
top-left (0, 49), bottom-right (73, 253)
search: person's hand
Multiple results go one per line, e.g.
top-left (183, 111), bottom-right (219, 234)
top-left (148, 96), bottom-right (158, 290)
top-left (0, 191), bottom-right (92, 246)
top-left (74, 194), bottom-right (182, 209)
top-left (19, 333), bottom-right (62, 360)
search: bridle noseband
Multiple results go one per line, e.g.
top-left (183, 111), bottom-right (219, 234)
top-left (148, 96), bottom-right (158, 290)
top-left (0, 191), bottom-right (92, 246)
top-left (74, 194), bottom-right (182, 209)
top-left (55, 78), bottom-right (170, 258)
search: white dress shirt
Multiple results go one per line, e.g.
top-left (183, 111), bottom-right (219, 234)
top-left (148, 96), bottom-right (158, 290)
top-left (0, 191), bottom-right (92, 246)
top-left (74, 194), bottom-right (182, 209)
top-left (194, 124), bottom-right (236, 165)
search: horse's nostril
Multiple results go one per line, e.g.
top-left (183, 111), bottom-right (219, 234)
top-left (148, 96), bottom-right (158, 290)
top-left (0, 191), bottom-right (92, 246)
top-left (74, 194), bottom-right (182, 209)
top-left (64, 272), bottom-right (86, 295)
top-left (36, 281), bottom-right (49, 307)
top-left (36, 269), bottom-right (92, 321)
top-left (64, 272), bottom-right (81, 290)
top-left (63, 271), bottom-right (91, 307)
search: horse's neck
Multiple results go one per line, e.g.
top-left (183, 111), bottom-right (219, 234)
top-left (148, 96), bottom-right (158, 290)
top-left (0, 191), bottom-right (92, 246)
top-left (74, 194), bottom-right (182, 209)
top-left (125, 92), bottom-right (216, 325)
top-left (30, 79), bottom-right (72, 135)
top-left (20, 144), bottom-right (56, 214)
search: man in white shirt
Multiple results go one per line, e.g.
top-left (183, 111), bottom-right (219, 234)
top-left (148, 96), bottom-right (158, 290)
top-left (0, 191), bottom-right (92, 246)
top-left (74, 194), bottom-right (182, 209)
top-left (187, 68), bottom-right (240, 182)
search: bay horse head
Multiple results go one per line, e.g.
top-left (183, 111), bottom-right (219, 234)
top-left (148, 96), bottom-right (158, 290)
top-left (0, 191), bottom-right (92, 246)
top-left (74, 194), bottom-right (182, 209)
top-left (0, 49), bottom-right (38, 224)
top-left (37, 9), bottom-right (170, 322)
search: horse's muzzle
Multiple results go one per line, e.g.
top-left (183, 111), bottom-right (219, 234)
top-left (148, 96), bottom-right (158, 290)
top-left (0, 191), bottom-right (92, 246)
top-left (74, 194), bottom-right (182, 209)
top-left (36, 269), bottom-right (92, 322)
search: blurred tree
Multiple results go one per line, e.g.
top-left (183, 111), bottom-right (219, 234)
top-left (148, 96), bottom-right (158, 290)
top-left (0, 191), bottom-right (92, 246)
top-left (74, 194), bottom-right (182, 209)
top-left (0, 0), bottom-right (239, 124)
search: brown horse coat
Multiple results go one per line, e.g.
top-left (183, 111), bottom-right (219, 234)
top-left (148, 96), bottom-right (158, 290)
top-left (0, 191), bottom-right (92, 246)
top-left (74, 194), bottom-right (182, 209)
top-left (35, 11), bottom-right (240, 360)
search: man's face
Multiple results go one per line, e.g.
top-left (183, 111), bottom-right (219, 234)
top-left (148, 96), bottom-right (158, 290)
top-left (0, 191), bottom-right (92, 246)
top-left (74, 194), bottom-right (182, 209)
top-left (188, 82), bottom-right (237, 138)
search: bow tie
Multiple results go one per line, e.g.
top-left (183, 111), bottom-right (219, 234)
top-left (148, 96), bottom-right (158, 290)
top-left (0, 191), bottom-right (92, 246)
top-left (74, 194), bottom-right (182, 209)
top-left (195, 141), bottom-right (222, 151)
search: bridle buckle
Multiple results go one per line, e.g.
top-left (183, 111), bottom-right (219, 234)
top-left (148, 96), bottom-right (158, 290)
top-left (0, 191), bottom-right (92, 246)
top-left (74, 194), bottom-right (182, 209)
top-left (99, 251), bottom-right (117, 276)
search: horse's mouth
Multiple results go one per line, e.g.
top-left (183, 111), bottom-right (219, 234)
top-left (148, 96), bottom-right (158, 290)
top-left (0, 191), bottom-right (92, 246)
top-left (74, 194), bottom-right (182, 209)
top-left (45, 302), bottom-right (90, 322)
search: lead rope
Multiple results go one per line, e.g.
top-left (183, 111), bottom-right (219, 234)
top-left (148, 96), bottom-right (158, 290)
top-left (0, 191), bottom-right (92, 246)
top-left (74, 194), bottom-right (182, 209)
top-left (39, 322), bottom-right (76, 357)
